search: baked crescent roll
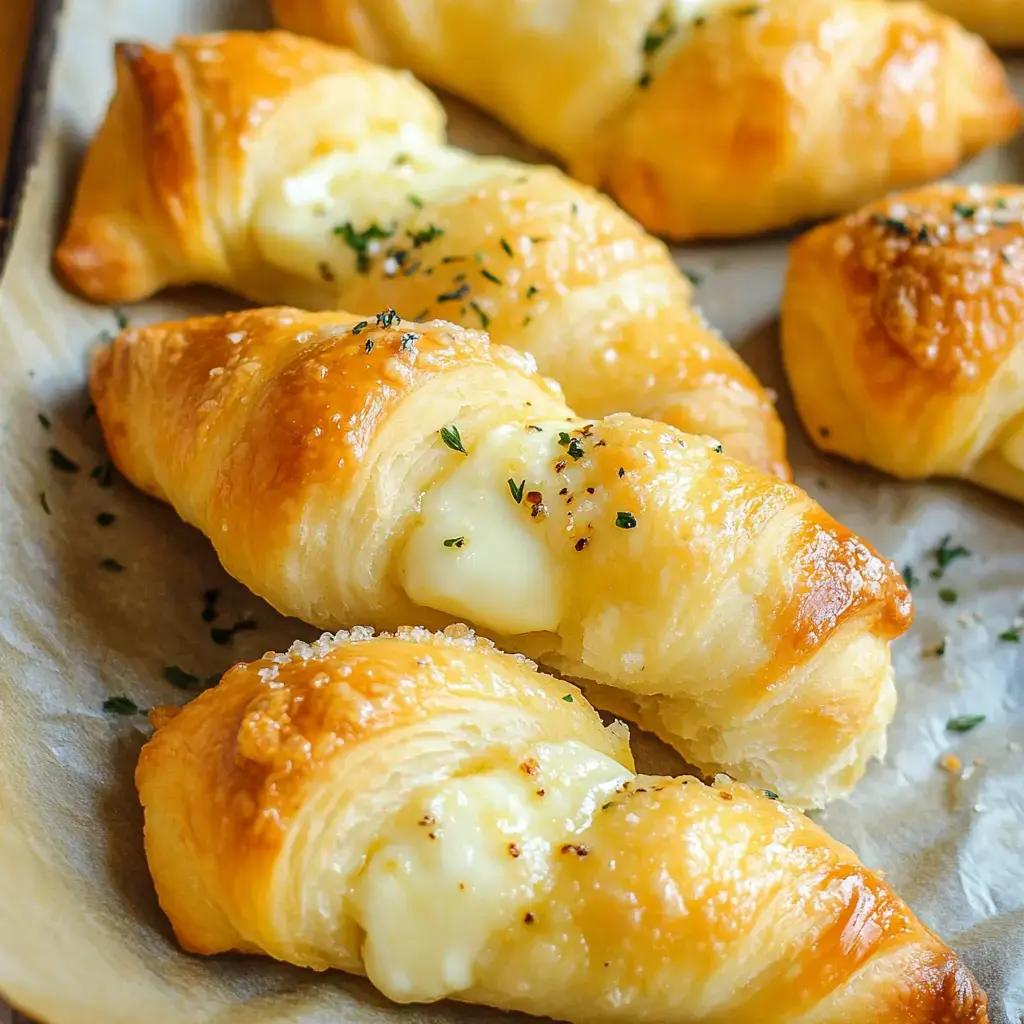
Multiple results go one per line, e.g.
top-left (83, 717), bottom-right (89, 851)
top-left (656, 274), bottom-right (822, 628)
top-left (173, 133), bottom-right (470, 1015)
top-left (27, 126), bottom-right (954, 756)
top-left (136, 625), bottom-right (988, 1023)
top-left (94, 306), bottom-right (912, 807)
top-left (272, 0), bottom-right (1020, 241)
top-left (54, 31), bottom-right (786, 477)
top-left (782, 183), bottom-right (1024, 503)
top-left (922, 0), bottom-right (1024, 45)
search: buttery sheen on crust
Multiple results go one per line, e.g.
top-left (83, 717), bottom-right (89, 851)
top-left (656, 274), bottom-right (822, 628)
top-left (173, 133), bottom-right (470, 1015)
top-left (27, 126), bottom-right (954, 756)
top-left (923, 0), bottom-right (1024, 45)
top-left (272, 0), bottom-right (1020, 240)
top-left (136, 626), bottom-right (988, 1023)
top-left (54, 30), bottom-right (785, 477)
top-left (93, 307), bottom-right (912, 807)
top-left (782, 183), bottom-right (1024, 503)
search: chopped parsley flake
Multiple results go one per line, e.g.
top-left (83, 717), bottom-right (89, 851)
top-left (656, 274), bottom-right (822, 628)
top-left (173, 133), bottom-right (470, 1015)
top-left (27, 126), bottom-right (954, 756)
top-left (407, 194), bottom-right (424, 208)
top-left (440, 424), bottom-right (467, 454)
top-left (938, 588), bottom-right (958, 604)
top-left (480, 268), bottom-right (502, 285)
top-left (364, 338), bottom-right (374, 354)
top-left (558, 431), bottom-right (571, 446)
top-left (317, 260), bottom-right (335, 282)
top-left (201, 588), bottom-right (220, 623)
top-left (618, 467), bottom-right (625, 478)
top-left (946, 714), bottom-right (985, 733)
top-left (399, 332), bottom-right (420, 350)
top-left (508, 478), bottom-right (525, 504)
top-left (211, 618), bottom-right (257, 646)
top-left (561, 694), bottom-right (575, 703)
top-left (96, 512), bottom-right (116, 526)
top-left (333, 221), bottom-right (394, 273)
top-left (762, 790), bottom-right (779, 800)
top-left (567, 437), bottom-right (585, 460)
top-left (683, 268), bottom-right (702, 286)
top-left (91, 461), bottom-right (115, 488)
top-left (437, 283), bottom-right (470, 303)
top-left (500, 237), bottom-right (513, 256)
top-left (469, 300), bottom-right (490, 329)
top-left (902, 564), bottom-right (918, 590)
top-left (376, 308), bottom-right (402, 329)
top-left (103, 695), bottom-right (140, 715)
top-left (952, 202), bottom-right (977, 219)
top-left (443, 536), bottom-right (466, 548)
top-left (163, 665), bottom-right (200, 689)
top-left (999, 628), bottom-right (1021, 643)
top-left (931, 534), bottom-right (970, 578)
top-left (871, 213), bottom-right (912, 237)
top-left (48, 447), bottom-right (79, 473)
top-left (615, 511), bottom-right (637, 529)
top-left (38, 413), bottom-right (51, 429)
top-left (712, 444), bottom-right (723, 454)
top-left (929, 639), bottom-right (947, 658)
top-left (526, 284), bottom-right (539, 299)
top-left (351, 321), bottom-right (369, 335)
top-left (408, 224), bottom-right (445, 247)
top-left (40, 491), bottom-right (50, 514)
top-left (99, 558), bottom-right (125, 573)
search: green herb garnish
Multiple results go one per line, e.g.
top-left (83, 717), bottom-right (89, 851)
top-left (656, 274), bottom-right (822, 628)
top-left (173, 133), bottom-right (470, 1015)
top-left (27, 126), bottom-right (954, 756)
top-left (508, 478), bottom-right (525, 504)
top-left (946, 714), bottom-right (985, 733)
top-left (902, 564), bottom-right (919, 590)
top-left (96, 512), bottom-right (116, 527)
top-left (38, 413), bottom-right (51, 429)
top-left (999, 628), bottom-right (1021, 643)
top-left (333, 221), bottom-right (394, 273)
top-left (211, 618), bottom-right (257, 646)
top-left (526, 284), bottom-right (539, 299)
top-left (931, 534), bottom-right (970, 578)
top-left (103, 695), bottom-right (139, 715)
top-left (440, 425), bottom-right (467, 454)
top-left (499, 237), bottom-right (513, 256)
top-left (469, 300), bottom-right (490, 329)
top-left (408, 224), bottom-right (444, 247)
top-left (952, 202), bottom-right (977, 219)
top-left (407, 194), bottom-right (424, 209)
top-left (99, 558), bottom-right (125, 573)
top-left (762, 790), bottom-right (779, 800)
top-left (351, 320), bottom-right (369, 335)
top-left (480, 268), bottom-right (502, 286)
top-left (163, 665), bottom-right (200, 689)
top-left (400, 332), bottom-right (420, 349)
top-left (938, 588), bottom-right (958, 604)
top-left (443, 536), bottom-right (466, 548)
top-left (437, 283), bottom-right (470, 303)
top-left (567, 437), bottom-right (585, 460)
top-left (615, 511), bottom-right (638, 530)
top-left (40, 492), bottom-right (50, 514)
top-left (561, 694), bottom-right (575, 703)
top-left (872, 213), bottom-right (912, 237)
top-left (376, 308), bottom-right (401, 329)
top-left (48, 447), bottom-right (79, 473)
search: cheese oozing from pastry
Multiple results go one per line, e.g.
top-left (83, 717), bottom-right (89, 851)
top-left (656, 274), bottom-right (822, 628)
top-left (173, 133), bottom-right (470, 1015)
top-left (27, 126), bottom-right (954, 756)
top-left (254, 130), bottom-right (520, 282)
top-left (351, 739), bottom-right (632, 1002)
top-left (401, 420), bottom-right (593, 635)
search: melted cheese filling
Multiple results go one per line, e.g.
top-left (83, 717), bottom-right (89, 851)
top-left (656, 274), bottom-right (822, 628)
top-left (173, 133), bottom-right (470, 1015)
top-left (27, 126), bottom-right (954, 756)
top-left (253, 130), bottom-right (519, 282)
top-left (401, 420), bottom-right (584, 635)
top-left (351, 739), bottom-right (631, 1002)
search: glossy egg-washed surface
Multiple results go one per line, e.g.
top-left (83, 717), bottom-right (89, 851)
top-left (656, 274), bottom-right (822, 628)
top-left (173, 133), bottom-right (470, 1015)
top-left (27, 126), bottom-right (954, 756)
top-left (137, 627), bottom-right (987, 1023)
top-left (783, 184), bottom-right (1024, 502)
top-left (93, 307), bottom-right (911, 806)
top-left (272, 0), bottom-right (1019, 240)
top-left (924, 0), bottom-right (1024, 45)
top-left (54, 30), bottom-right (785, 477)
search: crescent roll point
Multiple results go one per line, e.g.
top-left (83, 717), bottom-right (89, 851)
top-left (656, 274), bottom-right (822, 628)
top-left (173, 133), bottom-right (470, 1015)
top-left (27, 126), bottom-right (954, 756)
top-left (136, 625), bottom-right (988, 1023)
top-left (93, 306), bottom-right (912, 808)
top-left (782, 183), bottom-right (1024, 503)
top-left (54, 31), bottom-right (787, 479)
top-left (271, 0), bottom-right (1020, 241)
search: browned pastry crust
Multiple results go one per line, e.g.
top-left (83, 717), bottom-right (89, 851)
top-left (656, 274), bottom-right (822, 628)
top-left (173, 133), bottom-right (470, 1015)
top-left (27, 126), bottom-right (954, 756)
top-left (783, 183), bottom-right (1024, 501)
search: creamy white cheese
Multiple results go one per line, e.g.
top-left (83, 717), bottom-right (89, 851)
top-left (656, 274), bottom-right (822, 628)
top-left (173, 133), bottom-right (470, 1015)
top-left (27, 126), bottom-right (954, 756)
top-left (401, 420), bottom-right (589, 635)
top-left (351, 739), bottom-right (631, 1002)
top-left (254, 133), bottom-right (518, 282)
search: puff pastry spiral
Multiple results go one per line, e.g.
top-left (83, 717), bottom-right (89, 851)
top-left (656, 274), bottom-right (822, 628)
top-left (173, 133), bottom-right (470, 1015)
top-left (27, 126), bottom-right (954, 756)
top-left (54, 31), bottom-right (785, 477)
top-left (782, 183), bottom-right (1024, 503)
top-left (272, 0), bottom-right (1020, 240)
top-left (137, 626), bottom-right (988, 1023)
top-left (94, 307), bottom-right (912, 807)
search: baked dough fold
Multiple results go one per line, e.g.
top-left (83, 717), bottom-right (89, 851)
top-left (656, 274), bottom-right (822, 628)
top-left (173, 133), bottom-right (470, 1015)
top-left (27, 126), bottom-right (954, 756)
top-left (272, 0), bottom-right (1020, 239)
top-left (94, 307), bottom-right (912, 807)
top-left (136, 625), bottom-right (987, 1023)
top-left (782, 183), bottom-right (1024, 502)
top-left (55, 30), bottom-right (786, 476)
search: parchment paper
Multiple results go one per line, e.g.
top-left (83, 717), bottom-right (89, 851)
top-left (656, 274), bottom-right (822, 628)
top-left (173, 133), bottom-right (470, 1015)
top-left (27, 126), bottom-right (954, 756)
top-left (1, 1), bottom-right (1022, 1021)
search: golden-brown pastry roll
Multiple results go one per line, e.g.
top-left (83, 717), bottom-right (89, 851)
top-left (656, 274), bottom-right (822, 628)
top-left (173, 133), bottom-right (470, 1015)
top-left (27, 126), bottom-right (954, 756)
top-left (922, 0), bottom-right (1024, 45)
top-left (54, 31), bottom-right (786, 477)
top-left (136, 625), bottom-right (988, 1023)
top-left (272, 0), bottom-right (1020, 240)
top-left (94, 307), bottom-right (912, 807)
top-left (782, 183), bottom-right (1024, 503)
